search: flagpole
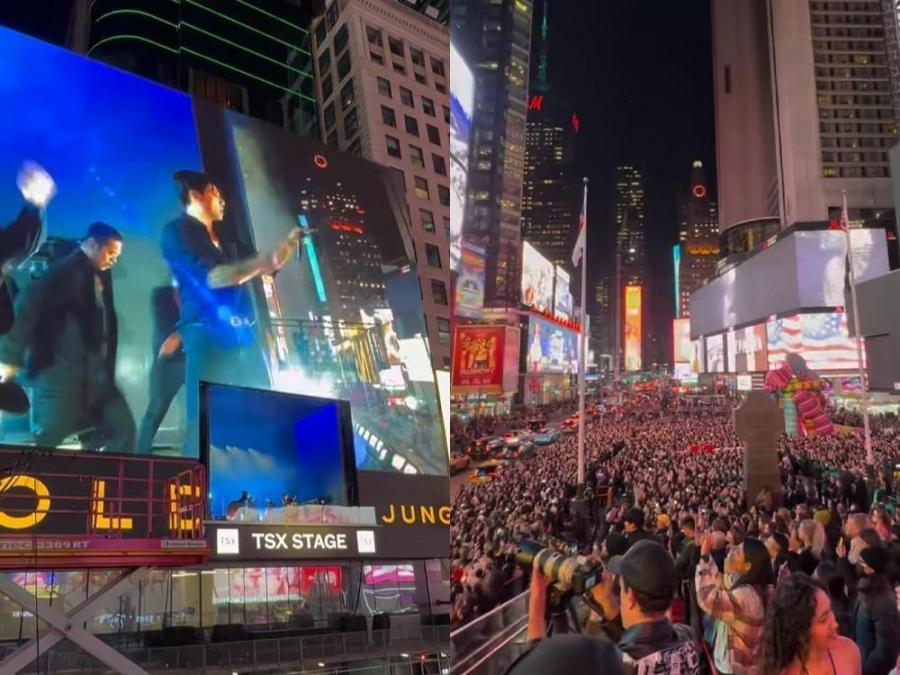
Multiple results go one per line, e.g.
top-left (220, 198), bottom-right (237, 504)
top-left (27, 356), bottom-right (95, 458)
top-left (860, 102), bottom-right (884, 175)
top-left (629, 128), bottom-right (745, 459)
top-left (841, 190), bottom-right (873, 474)
top-left (577, 177), bottom-right (588, 489)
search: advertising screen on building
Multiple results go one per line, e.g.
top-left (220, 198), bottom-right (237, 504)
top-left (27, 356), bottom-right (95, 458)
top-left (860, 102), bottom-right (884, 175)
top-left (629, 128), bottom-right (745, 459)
top-left (554, 265), bottom-right (573, 320)
top-left (691, 339), bottom-right (704, 373)
top-left (450, 43), bottom-right (474, 273)
top-left (705, 334), bottom-right (726, 373)
top-left (728, 324), bottom-right (768, 372)
top-left (456, 240), bottom-right (485, 318)
top-left (0, 26), bottom-right (446, 478)
top-left (452, 325), bottom-right (506, 392)
top-left (521, 242), bottom-right (554, 313)
top-left (624, 285), bottom-right (642, 372)
top-left (767, 312), bottom-right (864, 372)
top-left (672, 318), bottom-right (692, 364)
top-left (526, 316), bottom-right (578, 374)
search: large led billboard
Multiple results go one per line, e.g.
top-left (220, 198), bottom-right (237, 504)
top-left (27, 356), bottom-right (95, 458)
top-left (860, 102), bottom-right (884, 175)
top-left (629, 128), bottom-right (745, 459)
top-left (728, 324), bottom-right (768, 372)
top-left (554, 265), bottom-right (573, 320)
top-left (526, 316), bottom-right (578, 374)
top-left (705, 334), bottom-right (726, 373)
top-left (672, 318), bottom-right (692, 364)
top-left (521, 242), bottom-right (554, 313)
top-left (450, 43), bottom-right (474, 273)
top-left (0, 27), bottom-right (446, 478)
top-left (624, 285), bottom-right (642, 371)
top-left (767, 312), bottom-right (864, 372)
top-left (456, 240), bottom-right (485, 318)
top-left (452, 325), bottom-right (506, 392)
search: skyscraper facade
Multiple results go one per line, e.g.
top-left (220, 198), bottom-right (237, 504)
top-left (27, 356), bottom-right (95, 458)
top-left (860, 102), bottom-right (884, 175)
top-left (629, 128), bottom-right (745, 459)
top-left (70, 0), bottom-right (319, 137)
top-left (614, 164), bottom-right (647, 286)
top-left (591, 276), bottom-right (611, 365)
top-left (678, 161), bottom-right (719, 318)
top-left (451, 0), bottom-right (534, 309)
top-left (712, 0), bottom-right (896, 235)
top-left (310, 0), bottom-right (451, 370)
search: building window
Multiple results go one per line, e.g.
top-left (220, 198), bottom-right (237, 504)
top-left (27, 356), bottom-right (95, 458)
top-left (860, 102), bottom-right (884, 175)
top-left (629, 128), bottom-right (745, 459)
top-left (414, 72), bottom-right (427, 85)
top-left (388, 37), bottom-right (404, 58)
top-left (386, 135), bottom-right (402, 158)
top-left (393, 62), bottom-right (406, 75)
top-left (191, 69), bottom-right (247, 113)
top-left (366, 25), bottom-right (383, 46)
top-left (438, 185), bottom-right (450, 206)
top-left (427, 124), bottom-right (441, 146)
top-left (442, 106), bottom-right (450, 123)
top-left (425, 243), bottom-right (442, 268)
top-left (347, 138), bottom-right (362, 156)
top-left (381, 105), bottom-right (397, 127)
top-left (405, 115), bottom-right (419, 136)
top-left (432, 153), bottom-right (447, 176)
top-left (318, 48), bottom-right (332, 74)
top-left (334, 23), bottom-right (349, 55)
top-left (430, 57), bottom-right (445, 77)
top-left (431, 279), bottom-right (449, 306)
top-left (370, 51), bottom-right (384, 65)
top-left (327, 130), bottom-right (338, 147)
top-left (422, 97), bottom-right (436, 117)
top-left (340, 80), bottom-right (354, 111)
top-left (410, 144), bottom-right (425, 168)
top-left (321, 72), bottom-right (333, 101)
top-left (325, 1), bottom-right (339, 29)
top-left (435, 82), bottom-right (446, 94)
top-left (314, 20), bottom-right (327, 46)
top-left (400, 87), bottom-right (414, 108)
top-left (420, 208), bottom-right (436, 232)
top-left (343, 108), bottom-right (358, 139)
top-left (337, 52), bottom-right (351, 81)
top-left (323, 102), bottom-right (336, 129)
top-left (411, 48), bottom-right (426, 67)
top-left (437, 317), bottom-right (451, 341)
top-left (415, 177), bottom-right (430, 200)
top-left (377, 77), bottom-right (392, 98)
top-left (442, 216), bottom-right (450, 235)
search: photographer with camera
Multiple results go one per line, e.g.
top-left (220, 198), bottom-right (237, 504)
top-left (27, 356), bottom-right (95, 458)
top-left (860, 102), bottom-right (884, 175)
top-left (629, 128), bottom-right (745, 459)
top-left (523, 539), bottom-right (700, 674)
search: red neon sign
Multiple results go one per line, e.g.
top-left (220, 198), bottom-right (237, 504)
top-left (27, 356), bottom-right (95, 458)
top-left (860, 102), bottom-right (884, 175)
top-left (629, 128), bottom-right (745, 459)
top-left (528, 95), bottom-right (544, 111)
top-left (571, 113), bottom-right (580, 134)
top-left (313, 154), bottom-right (328, 169)
top-left (692, 185), bottom-right (706, 198)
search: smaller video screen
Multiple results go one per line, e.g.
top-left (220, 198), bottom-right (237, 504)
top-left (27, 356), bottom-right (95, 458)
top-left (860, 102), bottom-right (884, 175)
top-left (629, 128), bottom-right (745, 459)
top-left (201, 383), bottom-right (357, 522)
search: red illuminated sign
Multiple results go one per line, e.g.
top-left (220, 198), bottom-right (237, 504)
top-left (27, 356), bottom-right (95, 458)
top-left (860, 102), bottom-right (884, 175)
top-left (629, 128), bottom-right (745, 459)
top-left (452, 325), bottom-right (505, 392)
top-left (529, 95), bottom-right (544, 111)
top-left (313, 154), bottom-right (328, 169)
top-left (571, 113), bottom-right (580, 134)
top-left (692, 185), bottom-right (706, 198)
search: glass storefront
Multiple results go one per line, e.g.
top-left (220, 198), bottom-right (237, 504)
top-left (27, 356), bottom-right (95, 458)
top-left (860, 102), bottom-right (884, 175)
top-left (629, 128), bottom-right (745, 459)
top-left (0, 562), bottom-right (446, 642)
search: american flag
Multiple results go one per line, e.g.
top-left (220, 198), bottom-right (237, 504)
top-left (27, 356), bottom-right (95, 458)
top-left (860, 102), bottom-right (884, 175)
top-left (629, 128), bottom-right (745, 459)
top-left (767, 313), bottom-right (864, 371)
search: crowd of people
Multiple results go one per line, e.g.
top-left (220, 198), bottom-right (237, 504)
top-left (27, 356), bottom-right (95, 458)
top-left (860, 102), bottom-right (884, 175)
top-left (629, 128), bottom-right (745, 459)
top-left (451, 393), bottom-right (900, 674)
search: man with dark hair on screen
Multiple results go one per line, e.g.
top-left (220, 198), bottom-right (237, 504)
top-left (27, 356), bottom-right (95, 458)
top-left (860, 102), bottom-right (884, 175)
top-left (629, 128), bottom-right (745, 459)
top-left (161, 170), bottom-right (303, 457)
top-left (0, 223), bottom-right (135, 452)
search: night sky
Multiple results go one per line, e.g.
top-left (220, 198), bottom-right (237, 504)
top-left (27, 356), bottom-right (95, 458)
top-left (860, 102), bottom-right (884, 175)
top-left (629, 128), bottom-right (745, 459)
top-left (0, 1), bottom-right (72, 45)
top-left (541, 0), bottom-right (716, 363)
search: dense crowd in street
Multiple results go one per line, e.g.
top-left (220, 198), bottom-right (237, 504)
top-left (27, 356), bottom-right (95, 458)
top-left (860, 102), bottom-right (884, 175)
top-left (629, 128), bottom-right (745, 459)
top-left (451, 394), bottom-right (900, 674)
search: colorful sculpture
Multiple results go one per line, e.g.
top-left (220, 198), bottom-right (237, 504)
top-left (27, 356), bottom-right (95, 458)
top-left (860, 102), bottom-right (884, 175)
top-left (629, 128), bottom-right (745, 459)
top-left (765, 356), bottom-right (834, 437)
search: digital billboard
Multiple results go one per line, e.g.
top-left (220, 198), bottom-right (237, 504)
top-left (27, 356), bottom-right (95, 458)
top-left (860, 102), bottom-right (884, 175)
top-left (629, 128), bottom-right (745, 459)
top-left (456, 240), bottom-right (485, 318)
top-left (728, 324), bottom-right (768, 372)
top-left (450, 43), bottom-right (474, 273)
top-left (521, 242), bottom-right (554, 313)
top-left (624, 285), bottom-right (642, 372)
top-left (554, 265), bottom-right (573, 320)
top-left (691, 339), bottom-right (704, 373)
top-left (705, 334), bottom-right (726, 373)
top-left (452, 325), bottom-right (506, 392)
top-left (526, 316), bottom-right (578, 374)
top-left (767, 312), bottom-right (864, 372)
top-left (0, 26), bottom-right (446, 478)
top-left (672, 318), bottom-right (692, 364)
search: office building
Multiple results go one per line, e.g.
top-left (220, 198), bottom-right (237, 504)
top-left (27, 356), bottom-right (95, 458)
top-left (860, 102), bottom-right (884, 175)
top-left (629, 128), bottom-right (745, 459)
top-left (591, 276), bottom-right (612, 365)
top-left (521, 0), bottom-right (579, 270)
top-left (69, 0), bottom-right (319, 137)
top-left (309, 0), bottom-right (451, 371)
top-left (451, 0), bottom-right (534, 309)
top-left (614, 164), bottom-right (647, 286)
top-left (712, 0), bottom-right (896, 237)
top-left (678, 161), bottom-right (719, 318)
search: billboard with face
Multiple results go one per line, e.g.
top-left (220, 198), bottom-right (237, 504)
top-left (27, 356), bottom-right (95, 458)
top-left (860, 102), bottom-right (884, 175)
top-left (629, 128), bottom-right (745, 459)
top-left (624, 285), bottom-right (642, 372)
top-left (526, 316), bottom-right (578, 374)
top-left (521, 242), bottom-right (554, 313)
top-left (728, 323), bottom-right (768, 372)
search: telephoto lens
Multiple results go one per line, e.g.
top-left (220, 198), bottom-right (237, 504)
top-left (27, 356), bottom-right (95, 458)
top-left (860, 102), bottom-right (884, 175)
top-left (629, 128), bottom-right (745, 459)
top-left (516, 539), bottom-right (601, 595)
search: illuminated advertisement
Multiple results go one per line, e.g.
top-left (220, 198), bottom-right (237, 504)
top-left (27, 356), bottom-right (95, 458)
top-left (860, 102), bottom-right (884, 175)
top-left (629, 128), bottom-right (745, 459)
top-left (521, 242), bottom-right (554, 312)
top-left (705, 334), bottom-right (726, 373)
top-left (452, 325), bottom-right (505, 392)
top-left (691, 339), bottom-right (704, 374)
top-left (450, 43), bottom-right (474, 272)
top-left (0, 27), bottom-right (445, 476)
top-left (737, 375), bottom-right (753, 391)
top-left (212, 565), bottom-right (342, 605)
top-left (526, 316), bottom-right (578, 374)
top-left (728, 324), bottom-right (768, 372)
top-left (624, 285), bottom-right (642, 372)
top-left (767, 312), bottom-right (864, 372)
top-left (554, 265), bottom-right (573, 320)
top-left (456, 240), bottom-right (485, 318)
top-left (672, 318), bottom-right (692, 364)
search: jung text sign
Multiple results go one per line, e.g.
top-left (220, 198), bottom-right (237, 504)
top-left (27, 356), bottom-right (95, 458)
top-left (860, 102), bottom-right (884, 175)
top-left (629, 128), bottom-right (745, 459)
top-left (452, 325), bottom-right (505, 393)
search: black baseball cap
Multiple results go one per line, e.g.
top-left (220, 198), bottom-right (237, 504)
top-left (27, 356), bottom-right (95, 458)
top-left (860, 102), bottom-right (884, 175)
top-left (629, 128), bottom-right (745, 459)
top-left (623, 508), bottom-right (645, 529)
top-left (860, 545), bottom-right (890, 575)
top-left (505, 634), bottom-right (624, 675)
top-left (606, 540), bottom-right (678, 601)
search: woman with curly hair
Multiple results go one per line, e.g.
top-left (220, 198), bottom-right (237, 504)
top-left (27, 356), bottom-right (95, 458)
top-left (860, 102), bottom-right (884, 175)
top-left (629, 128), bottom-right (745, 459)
top-left (763, 573), bottom-right (860, 674)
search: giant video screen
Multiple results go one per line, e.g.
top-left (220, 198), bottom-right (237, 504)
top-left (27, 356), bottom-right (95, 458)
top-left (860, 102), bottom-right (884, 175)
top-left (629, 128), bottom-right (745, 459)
top-left (526, 316), bottom-right (578, 374)
top-left (0, 27), bottom-right (446, 477)
top-left (521, 242), bottom-right (554, 313)
top-left (767, 312), bottom-right (863, 372)
top-left (705, 334), bottom-right (726, 373)
top-left (554, 265), bottom-right (573, 320)
top-left (727, 323), bottom-right (768, 372)
top-left (624, 285), bottom-right (642, 372)
top-left (450, 43), bottom-right (473, 273)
